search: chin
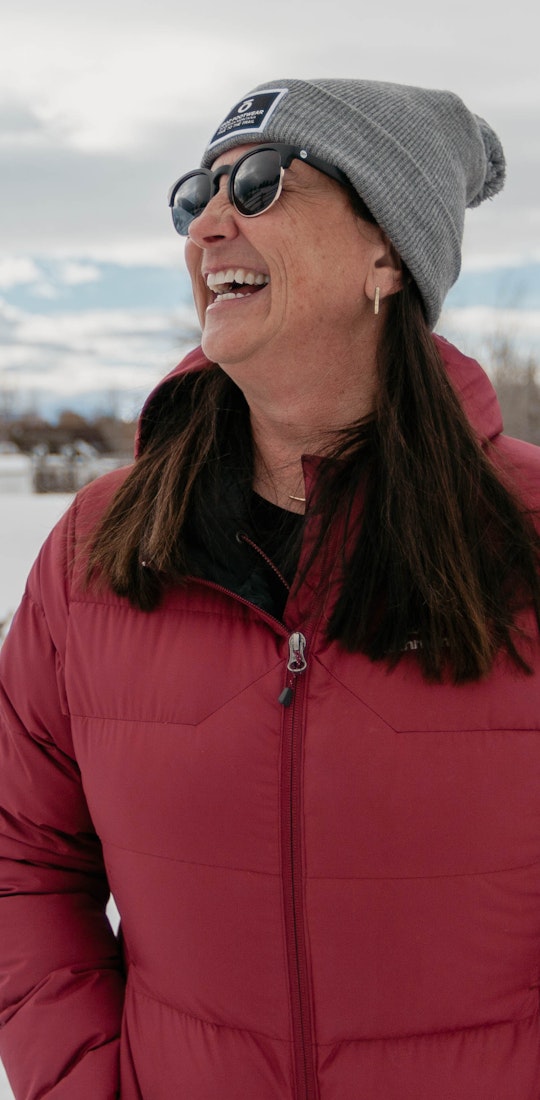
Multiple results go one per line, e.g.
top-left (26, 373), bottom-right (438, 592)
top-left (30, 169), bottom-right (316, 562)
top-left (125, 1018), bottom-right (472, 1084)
top-left (200, 326), bottom-right (250, 367)
top-left (200, 331), bottom-right (233, 365)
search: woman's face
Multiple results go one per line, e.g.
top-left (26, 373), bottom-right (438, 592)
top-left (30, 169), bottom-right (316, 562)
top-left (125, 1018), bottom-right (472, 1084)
top-left (184, 144), bottom-right (391, 373)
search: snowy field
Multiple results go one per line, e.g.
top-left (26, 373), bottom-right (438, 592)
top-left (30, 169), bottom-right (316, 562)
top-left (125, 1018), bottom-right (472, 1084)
top-left (0, 1056), bottom-right (14, 1098)
top-left (0, 491), bottom-right (73, 631)
top-left (0, 490), bottom-right (74, 1100)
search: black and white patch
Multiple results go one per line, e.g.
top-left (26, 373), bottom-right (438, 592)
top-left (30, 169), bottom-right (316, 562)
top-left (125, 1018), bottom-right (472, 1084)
top-left (206, 89), bottom-right (288, 151)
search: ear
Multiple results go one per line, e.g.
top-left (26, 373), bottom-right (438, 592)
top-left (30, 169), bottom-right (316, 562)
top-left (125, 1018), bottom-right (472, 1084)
top-left (364, 232), bottom-right (403, 307)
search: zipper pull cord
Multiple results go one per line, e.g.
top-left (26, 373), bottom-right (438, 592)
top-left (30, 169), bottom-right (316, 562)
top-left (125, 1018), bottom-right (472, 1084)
top-left (279, 632), bottom-right (307, 706)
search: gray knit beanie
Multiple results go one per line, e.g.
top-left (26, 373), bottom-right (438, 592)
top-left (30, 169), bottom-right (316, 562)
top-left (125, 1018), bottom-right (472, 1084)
top-left (201, 78), bottom-right (506, 328)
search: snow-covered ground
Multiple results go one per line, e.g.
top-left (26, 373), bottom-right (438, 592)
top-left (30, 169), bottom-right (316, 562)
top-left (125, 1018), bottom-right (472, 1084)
top-left (0, 490), bottom-right (74, 1099)
top-left (0, 1056), bottom-right (12, 1097)
top-left (0, 491), bottom-right (73, 632)
top-left (0, 1061), bottom-right (13, 1099)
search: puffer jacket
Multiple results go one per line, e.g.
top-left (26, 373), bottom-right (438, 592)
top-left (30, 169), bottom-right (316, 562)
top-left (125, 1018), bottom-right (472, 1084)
top-left (2, 337), bottom-right (540, 1100)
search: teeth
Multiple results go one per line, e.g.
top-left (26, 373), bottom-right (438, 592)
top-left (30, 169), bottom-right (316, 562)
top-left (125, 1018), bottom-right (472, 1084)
top-left (206, 268), bottom-right (269, 291)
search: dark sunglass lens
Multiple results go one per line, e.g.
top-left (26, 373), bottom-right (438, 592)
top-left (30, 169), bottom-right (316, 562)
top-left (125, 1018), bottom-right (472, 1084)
top-left (232, 150), bottom-right (282, 216)
top-left (171, 173), bottom-right (211, 235)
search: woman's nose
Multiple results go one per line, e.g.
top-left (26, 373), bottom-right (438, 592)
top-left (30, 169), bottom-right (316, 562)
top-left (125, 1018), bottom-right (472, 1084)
top-left (187, 182), bottom-right (239, 246)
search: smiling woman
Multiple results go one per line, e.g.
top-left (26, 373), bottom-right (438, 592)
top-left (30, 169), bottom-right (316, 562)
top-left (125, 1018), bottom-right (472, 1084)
top-left (2, 77), bottom-right (540, 1100)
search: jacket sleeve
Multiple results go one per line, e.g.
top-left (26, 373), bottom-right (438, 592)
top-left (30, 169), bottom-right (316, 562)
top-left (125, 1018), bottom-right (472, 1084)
top-left (0, 500), bottom-right (125, 1099)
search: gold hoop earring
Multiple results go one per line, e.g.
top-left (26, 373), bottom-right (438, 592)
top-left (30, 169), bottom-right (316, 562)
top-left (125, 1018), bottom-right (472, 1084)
top-left (374, 287), bottom-right (380, 316)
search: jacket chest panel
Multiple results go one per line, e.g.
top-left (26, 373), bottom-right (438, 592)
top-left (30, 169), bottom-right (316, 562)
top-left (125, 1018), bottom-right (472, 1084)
top-left (317, 624), bottom-right (540, 733)
top-left (65, 596), bottom-right (288, 877)
top-left (65, 594), bottom-right (284, 726)
top-left (305, 648), bottom-right (540, 878)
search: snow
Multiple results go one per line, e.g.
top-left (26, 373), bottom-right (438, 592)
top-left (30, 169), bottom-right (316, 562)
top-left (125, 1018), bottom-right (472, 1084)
top-left (0, 1062), bottom-right (12, 1099)
top-left (0, 1063), bottom-right (12, 1099)
top-left (0, 454), bottom-right (33, 496)
top-left (0, 490), bottom-right (74, 1098)
top-left (0, 491), bottom-right (73, 631)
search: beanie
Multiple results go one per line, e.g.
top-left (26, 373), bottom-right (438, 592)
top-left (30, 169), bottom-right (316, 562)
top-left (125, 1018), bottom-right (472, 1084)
top-left (200, 79), bottom-right (506, 328)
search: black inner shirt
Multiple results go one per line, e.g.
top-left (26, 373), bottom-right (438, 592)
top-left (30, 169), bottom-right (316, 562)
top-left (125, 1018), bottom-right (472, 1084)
top-left (244, 493), bottom-right (305, 619)
top-left (248, 493), bottom-right (304, 584)
top-left (186, 486), bottom-right (305, 622)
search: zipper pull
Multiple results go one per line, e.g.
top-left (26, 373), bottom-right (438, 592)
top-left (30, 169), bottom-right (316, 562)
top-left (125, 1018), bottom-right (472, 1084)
top-left (287, 632), bottom-right (307, 673)
top-left (279, 632), bottom-right (307, 706)
top-left (279, 686), bottom-right (294, 707)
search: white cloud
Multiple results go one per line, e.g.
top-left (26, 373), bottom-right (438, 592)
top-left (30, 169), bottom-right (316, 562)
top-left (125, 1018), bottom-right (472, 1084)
top-left (440, 306), bottom-right (540, 364)
top-left (1, 0), bottom-right (537, 157)
top-left (1, 13), bottom-right (263, 154)
top-left (31, 282), bottom-right (60, 301)
top-left (0, 300), bottom-right (198, 414)
top-left (57, 261), bottom-right (101, 286)
top-left (0, 0), bottom-right (538, 330)
top-left (0, 257), bottom-right (101, 298)
top-left (65, 239), bottom-right (184, 268)
top-left (0, 258), bottom-right (41, 289)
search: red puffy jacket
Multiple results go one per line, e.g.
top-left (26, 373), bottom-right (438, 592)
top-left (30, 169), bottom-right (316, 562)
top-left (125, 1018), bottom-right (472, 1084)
top-left (2, 338), bottom-right (540, 1100)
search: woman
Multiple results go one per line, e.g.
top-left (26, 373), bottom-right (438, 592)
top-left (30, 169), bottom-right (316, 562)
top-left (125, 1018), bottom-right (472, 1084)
top-left (1, 78), bottom-right (540, 1100)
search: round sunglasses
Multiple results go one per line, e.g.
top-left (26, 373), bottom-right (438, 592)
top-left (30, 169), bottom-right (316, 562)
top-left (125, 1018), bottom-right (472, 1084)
top-left (167, 143), bottom-right (349, 236)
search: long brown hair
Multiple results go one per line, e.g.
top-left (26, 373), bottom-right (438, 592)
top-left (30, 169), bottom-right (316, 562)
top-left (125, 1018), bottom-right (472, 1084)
top-left (86, 281), bottom-right (540, 683)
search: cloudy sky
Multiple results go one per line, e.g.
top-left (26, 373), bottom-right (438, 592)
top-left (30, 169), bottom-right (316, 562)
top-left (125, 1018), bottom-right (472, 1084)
top-left (2, 0), bottom-right (539, 268)
top-left (0, 0), bottom-right (539, 417)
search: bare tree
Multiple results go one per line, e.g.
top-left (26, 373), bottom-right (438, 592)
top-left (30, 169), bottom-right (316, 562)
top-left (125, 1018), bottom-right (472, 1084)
top-left (486, 335), bottom-right (540, 445)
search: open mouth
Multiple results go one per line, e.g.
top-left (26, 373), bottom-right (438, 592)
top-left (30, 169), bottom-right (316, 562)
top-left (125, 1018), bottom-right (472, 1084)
top-left (206, 267), bottom-right (269, 303)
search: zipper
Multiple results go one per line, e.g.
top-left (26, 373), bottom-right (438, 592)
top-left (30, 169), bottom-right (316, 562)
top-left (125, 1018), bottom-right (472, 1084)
top-left (185, 576), bottom-right (318, 1096)
top-left (189, 576), bottom-right (289, 636)
top-left (280, 631), bottom-right (318, 1100)
top-left (237, 531), bottom-right (292, 596)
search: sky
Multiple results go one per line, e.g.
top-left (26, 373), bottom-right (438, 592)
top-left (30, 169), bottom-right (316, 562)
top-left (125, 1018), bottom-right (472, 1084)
top-left (1, 0), bottom-right (539, 417)
top-left (2, 0), bottom-right (539, 268)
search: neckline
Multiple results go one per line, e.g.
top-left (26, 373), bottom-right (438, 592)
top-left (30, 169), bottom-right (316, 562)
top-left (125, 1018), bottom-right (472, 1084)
top-left (251, 490), bottom-right (305, 520)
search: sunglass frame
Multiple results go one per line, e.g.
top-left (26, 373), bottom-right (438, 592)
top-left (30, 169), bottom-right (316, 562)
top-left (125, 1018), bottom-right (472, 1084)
top-left (167, 144), bottom-right (349, 235)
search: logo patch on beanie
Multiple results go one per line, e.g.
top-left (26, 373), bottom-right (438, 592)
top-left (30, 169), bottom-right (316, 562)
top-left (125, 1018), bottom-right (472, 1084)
top-left (207, 89), bottom-right (288, 149)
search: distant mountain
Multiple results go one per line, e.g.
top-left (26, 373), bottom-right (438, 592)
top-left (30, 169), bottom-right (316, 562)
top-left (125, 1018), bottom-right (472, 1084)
top-left (0, 259), bottom-right (191, 314)
top-left (446, 262), bottom-right (540, 311)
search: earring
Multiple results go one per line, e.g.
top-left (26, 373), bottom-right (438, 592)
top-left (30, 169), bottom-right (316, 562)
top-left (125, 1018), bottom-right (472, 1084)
top-left (374, 287), bottom-right (380, 316)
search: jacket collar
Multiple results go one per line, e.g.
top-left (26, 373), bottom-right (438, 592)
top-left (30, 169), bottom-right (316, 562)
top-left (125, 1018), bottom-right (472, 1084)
top-left (432, 334), bottom-right (502, 441)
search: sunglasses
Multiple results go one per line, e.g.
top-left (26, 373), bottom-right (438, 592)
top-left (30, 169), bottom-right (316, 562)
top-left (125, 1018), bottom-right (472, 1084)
top-left (168, 143), bottom-right (349, 236)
